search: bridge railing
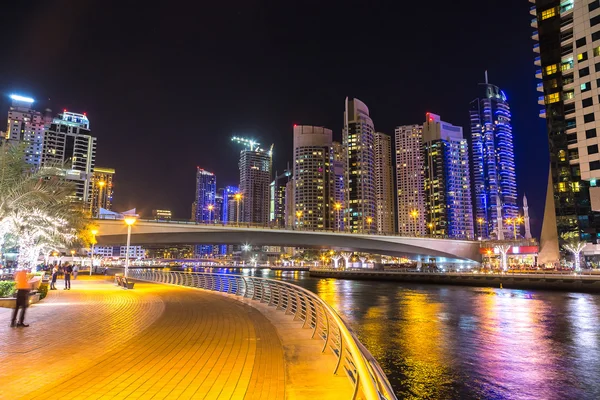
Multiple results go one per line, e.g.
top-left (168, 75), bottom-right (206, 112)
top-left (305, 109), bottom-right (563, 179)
top-left (130, 268), bottom-right (397, 400)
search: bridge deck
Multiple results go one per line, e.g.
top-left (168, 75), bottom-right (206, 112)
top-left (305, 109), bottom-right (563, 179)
top-left (0, 277), bottom-right (287, 399)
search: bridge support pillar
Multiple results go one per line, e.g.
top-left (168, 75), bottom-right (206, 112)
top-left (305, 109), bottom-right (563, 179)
top-left (359, 257), bottom-right (367, 268)
top-left (341, 252), bottom-right (352, 269)
top-left (331, 255), bottom-right (342, 269)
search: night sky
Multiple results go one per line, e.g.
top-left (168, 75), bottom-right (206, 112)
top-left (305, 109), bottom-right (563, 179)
top-left (0, 1), bottom-right (548, 236)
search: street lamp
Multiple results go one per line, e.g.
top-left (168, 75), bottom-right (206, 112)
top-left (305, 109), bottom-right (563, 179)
top-left (124, 216), bottom-right (137, 278)
top-left (96, 180), bottom-right (106, 218)
top-left (234, 193), bottom-right (242, 224)
top-left (477, 217), bottom-right (484, 238)
top-left (295, 210), bottom-right (303, 229)
top-left (366, 216), bottom-right (373, 233)
top-left (207, 204), bottom-right (214, 224)
top-left (334, 202), bottom-right (342, 231)
top-left (428, 222), bottom-right (434, 236)
top-left (410, 210), bottom-right (419, 236)
top-left (515, 216), bottom-right (524, 239)
top-left (90, 229), bottom-right (98, 275)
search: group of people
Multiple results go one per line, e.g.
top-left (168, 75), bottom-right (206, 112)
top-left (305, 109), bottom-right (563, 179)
top-left (49, 263), bottom-right (78, 290)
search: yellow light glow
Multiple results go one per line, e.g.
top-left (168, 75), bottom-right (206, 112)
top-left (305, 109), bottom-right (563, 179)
top-left (477, 217), bottom-right (484, 223)
top-left (97, 180), bottom-right (106, 188)
top-left (410, 210), bottom-right (418, 218)
top-left (334, 202), bottom-right (342, 210)
top-left (124, 217), bottom-right (137, 226)
top-left (91, 229), bottom-right (98, 236)
top-left (234, 193), bottom-right (242, 201)
top-left (505, 218), bottom-right (512, 224)
top-left (208, 205), bottom-right (214, 211)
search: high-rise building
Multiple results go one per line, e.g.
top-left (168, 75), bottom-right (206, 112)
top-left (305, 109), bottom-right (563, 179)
top-left (270, 169), bottom-right (291, 227)
top-left (293, 125), bottom-right (334, 230)
top-left (374, 132), bottom-right (395, 234)
top-left (42, 111), bottom-right (96, 206)
top-left (422, 113), bottom-right (474, 239)
top-left (90, 167), bottom-right (115, 218)
top-left (221, 186), bottom-right (240, 223)
top-left (533, 0), bottom-right (600, 242)
top-left (395, 124), bottom-right (426, 236)
top-left (194, 168), bottom-right (216, 256)
top-left (343, 98), bottom-right (377, 233)
top-left (332, 141), bottom-right (346, 231)
top-left (152, 209), bottom-right (172, 221)
top-left (239, 148), bottom-right (272, 224)
top-left (5, 94), bottom-right (46, 167)
top-left (469, 77), bottom-right (518, 239)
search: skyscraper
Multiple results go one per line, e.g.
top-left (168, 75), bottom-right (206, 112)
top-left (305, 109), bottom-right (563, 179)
top-left (422, 113), bottom-right (474, 239)
top-left (395, 124), bottom-right (426, 236)
top-left (90, 167), bottom-right (115, 218)
top-left (270, 169), bottom-right (291, 227)
top-left (533, 0), bottom-right (600, 242)
top-left (5, 94), bottom-right (46, 167)
top-left (221, 185), bottom-right (239, 223)
top-left (332, 141), bottom-right (346, 231)
top-left (374, 132), bottom-right (395, 234)
top-left (239, 147), bottom-right (272, 224)
top-left (194, 168), bottom-right (216, 256)
top-left (293, 125), bottom-right (334, 230)
top-left (343, 98), bottom-right (377, 233)
top-left (42, 111), bottom-right (96, 206)
top-left (469, 77), bottom-right (518, 239)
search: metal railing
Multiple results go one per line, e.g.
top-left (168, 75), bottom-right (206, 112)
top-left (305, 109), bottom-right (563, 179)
top-left (130, 269), bottom-right (397, 400)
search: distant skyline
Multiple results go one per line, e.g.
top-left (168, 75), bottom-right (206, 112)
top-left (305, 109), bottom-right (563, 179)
top-left (0, 1), bottom-right (546, 236)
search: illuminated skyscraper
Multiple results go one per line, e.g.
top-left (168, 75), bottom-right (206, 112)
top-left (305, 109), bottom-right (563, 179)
top-left (270, 169), bottom-right (291, 227)
top-left (422, 113), bottom-right (474, 239)
top-left (42, 111), bottom-right (96, 206)
top-left (343, 98), bottom-right (377, 233)
top-left (221, 186), bottom-right (239, 223)
top-left (374, 132), bottom-right (395, 234)
top-left (332, 141), bottom-right (346, 231)
top-left (470, 77), bottom-right (518, 239)
top-left (194, 168), bottom-right (216, 256)
top-left (293, 125), bottom-right (334, 230)
top-left (395, 124), bottom-right (426, 236)
top-left (90, 167), bottom-right (115, 218)
top-left (239, 148), bottom-right (272, 224)
top-left (4, 94), bottom-right (46, 167)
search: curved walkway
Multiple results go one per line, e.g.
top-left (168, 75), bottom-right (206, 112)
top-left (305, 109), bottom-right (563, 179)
top-left (0, 277), bottom-right (285, 400)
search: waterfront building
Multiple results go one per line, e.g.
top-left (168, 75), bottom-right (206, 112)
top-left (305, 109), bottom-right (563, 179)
top-left (533, 0), bottom-right (600, 244)
top-left (270, 168), bottom-right (292, 227)
top-left (119, 245), bottom-right (146, 259)
top-left (194, 168), bottom-right (216, 256)
top-left (374, 132), bottom-right (395, 234)
top-left (239, 147), bottom-right (272, 224)
top-left (152, 209), bottom-right (172, 221)
top-left (4, 94), bottom-right (47, 167)
top-left (332, 141), bottom-right (346, 231)
top-left (293, 125), bottom-right (334, 230)
top-left (90, 167), bottom-right (115, 218)
top-left (395, 124), bottom-right (426, 236)
top-left (470, 75), bottom-right (518, 239)
top-left (422, 113), bottom-right (474, 239)
top-left (42, 111), bottom-right (96, 207)
top-left (220, 186), bottom-right (240, 223)
top-left (343, 98), bottom-right (377, 233)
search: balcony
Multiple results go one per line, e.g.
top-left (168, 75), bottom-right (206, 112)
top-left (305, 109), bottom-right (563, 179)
top-left (538, 95), bottom-right (545, 105)
top-left (561, 32), bottom-right (574, 45)
top-left (534, 56), bottom-right (541, 66)
top-left (560, 17), bottom-right (574, 31)
top-left (531, 18), bottom-right (538, 28)
top-left (533, 43), bottom-right (540, 53)
top-left (535, 69), bottom-right (543, 78)
top-left (537, 82), bottom-right (544, 92)
top-left (532, 30), bottom-right (539, 40)
top-left (539, 109), bottom-right (547, 119)
top-left (530, 5), bottom-right (536, 16)
top-left (560, 1), bottom-right (574, 15)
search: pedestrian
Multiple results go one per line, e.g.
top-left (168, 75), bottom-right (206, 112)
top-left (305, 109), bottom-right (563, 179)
top-left (11, 269), bottom-right (32, 328)
top-left (50, 265), bottom-right (58, 290)
top-left (73, 264), bottom-right (79, 280)
top-left (64, 262), bottom-right (72, 290)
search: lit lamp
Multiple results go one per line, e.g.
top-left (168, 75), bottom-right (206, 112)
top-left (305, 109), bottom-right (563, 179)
top-left (234, 193), bottom-right (242, 224)
top-left (96, 180), bottom-right (106, 218)
top-left (366, 216), bottom-right (373, 233)
top-left (295, 210), bottom-right (303, 229)
top-left (208, 204), bottom-right (214, 223)
top-left (477, 217), bottom-right (485, 239)
top-left (124, 216), bottom-right (137, 278)
top-left (410, 210), bottom-right (419, 236)
top-left (428, 222), bottom-right (434, 236)
top-left (334, 202), bottom-right (342, 232)
top-left (90, 229), bottom-right (98, 275)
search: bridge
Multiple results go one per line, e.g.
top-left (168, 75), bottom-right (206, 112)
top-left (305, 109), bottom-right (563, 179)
top-left (94, 219), bottom-right (482, 262)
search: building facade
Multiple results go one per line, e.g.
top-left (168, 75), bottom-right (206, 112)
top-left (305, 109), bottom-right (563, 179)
top-left (270, 169), bottom-right (291, 227)
top-left (395, 124), bottom-right (426, 236)
top-left (470, 79), bottom-right (518, 239)
top-left (332, 141), bottom-right (346, 231)
top-left (90, 167), bottom-right (115, 218)
top-left (194, 168), bottom-right (216, 256)
top-left (152, 209), bottom-right (172, 221)
top-left (374, 132), bottom-right (395, 234)
top-left (422, 113), bottom-right (474, 239)
top-left (42, 111), bottom-right (96, 206)
top-left (239, 148), bottom-right (272, 224)
top-left (343, 98), bottom-right (377, 233)
top-left (293, 125), bottom-right (334, 230)
top-left (533, 0), bottom-right (600, 242)
top-left (5, 94), bottom-right (47, 167)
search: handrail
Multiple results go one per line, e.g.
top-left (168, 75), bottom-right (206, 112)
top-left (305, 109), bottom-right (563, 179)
top-left (130, 268), bottom-right (397, 400)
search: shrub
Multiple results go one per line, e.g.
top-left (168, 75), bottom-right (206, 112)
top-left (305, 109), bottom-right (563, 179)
top-left (38, 283), bottom-right (49, 300)
top-left (0, 281), bottom-right (16, 298)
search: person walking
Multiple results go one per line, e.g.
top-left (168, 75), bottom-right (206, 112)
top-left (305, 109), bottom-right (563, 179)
top-left (64, 263), bottom-right (72, 290)
top-left (11, 269), bottom-right (32, 328)
top-left (73, 265), bottom-right (79, 280)
top-left (50, 265), bottom-right (58, 290)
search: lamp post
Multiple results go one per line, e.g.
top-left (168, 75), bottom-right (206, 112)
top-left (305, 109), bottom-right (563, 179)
top-left (96, 180), bottom-right (106, 218)
top-left (295, 210), bottom-right (303, 230)
top-left (366, 216), bottom-right (373, 234)
top-left (334, 202), bottom-right (342, 231)
top-left (234, 193), bottom-right (242, 225)
top-left (514, 216), bottom-right (523, 240)
top-left (428, 222), bottom-right (434, 237)
top-left (410, 210), bottom-right (419, 236)
top-left (208, 204), bottom-right (214, 224)
top-left (124, 216), bottom-right (137, 278)
top-left (477, 217), bottom-right (484, 239)
top-left (90, 229), bottom-right (98, 275)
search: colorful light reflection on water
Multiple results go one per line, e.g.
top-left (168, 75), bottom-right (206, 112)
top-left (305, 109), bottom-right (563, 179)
top-left (202, 268), bottom-right (600, 399)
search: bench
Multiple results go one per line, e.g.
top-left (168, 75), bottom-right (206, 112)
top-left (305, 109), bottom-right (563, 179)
top-left (114, 274), bottom-right (135, 289)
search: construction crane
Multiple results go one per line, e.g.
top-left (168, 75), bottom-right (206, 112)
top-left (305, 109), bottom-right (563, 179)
top-left (231, 136), bottom-right (274, 156)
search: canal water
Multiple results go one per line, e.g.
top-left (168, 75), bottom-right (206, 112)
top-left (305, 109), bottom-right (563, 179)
top-left (216, 268), bottom-right (600, 399)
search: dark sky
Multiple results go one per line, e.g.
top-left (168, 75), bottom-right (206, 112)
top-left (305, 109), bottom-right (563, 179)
top-left (0, 1), bottom-right (548, 236)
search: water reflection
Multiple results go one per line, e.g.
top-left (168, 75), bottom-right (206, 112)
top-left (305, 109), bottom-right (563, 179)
top-left (195, 268), bottom-right (600, 399)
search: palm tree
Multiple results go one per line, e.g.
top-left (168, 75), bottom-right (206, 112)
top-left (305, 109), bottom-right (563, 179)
top-left (563, 240), bottom-right (587, 272)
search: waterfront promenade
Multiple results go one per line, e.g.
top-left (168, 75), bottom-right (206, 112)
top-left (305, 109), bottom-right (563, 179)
top-left (0, 277), bottom-right (351, 400)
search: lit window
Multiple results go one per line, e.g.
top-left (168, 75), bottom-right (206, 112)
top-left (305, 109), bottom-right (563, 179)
top-left (545, 64), bottom-right (558, 75)
top-left (541, 7), bottom-right (556, 20)
top-left (561, 60), bottom-right (574, 71)
top-left (558, 182), bottom-right (567, 192)
top-left (564, 90), bottom-right (575, 100)
top-left (546, 93), bottom-right (560, 104)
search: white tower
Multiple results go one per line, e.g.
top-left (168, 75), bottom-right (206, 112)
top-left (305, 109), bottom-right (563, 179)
top-left (523, 194), bottom-right (532, 240)
top-left (495, 195), bottom-right (504, 240)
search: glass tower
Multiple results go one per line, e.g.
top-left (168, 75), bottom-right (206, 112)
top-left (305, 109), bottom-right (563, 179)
top-left (469, 81), bottom-right (518, 239)
top-left (194, 168), bottom-right (216, 256)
